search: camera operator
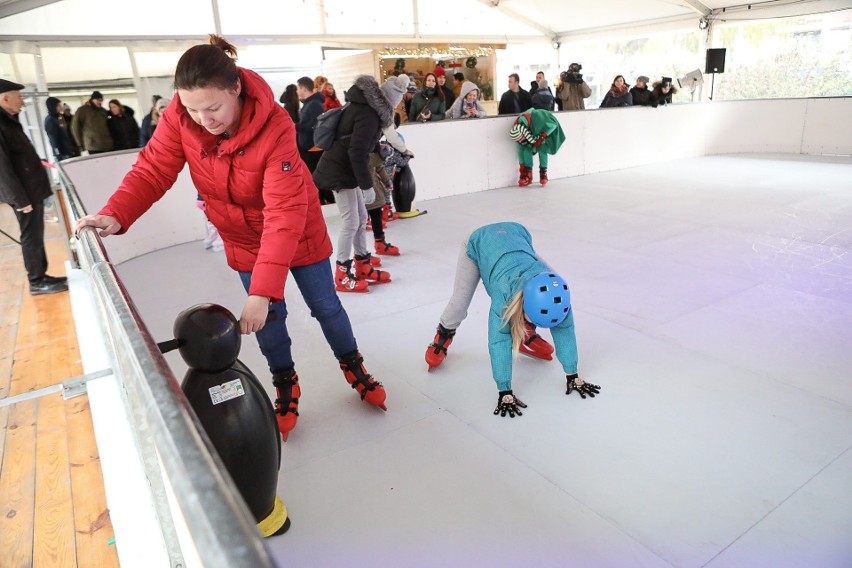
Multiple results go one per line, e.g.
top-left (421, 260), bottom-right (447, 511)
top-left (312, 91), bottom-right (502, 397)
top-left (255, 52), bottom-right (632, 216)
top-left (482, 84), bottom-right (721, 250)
top-left (556, 63), bottom-right (591, 111)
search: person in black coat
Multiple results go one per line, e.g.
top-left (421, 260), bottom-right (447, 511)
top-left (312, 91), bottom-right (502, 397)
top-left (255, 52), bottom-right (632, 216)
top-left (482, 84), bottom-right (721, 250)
top-left (313, 74), bottom-right (408, 292)
top-left (531, 79), bottom-right (555, 111)
top-left (600, 75), bottom-right (633, 108)
top-left (629, 76), bottom-right (652, 107)
top-left (0, 79), bottom-right (68, 295)
top-left (44, 96), bottom-right (77, 160)
top-left (651, 77), bottom-right (678, 107)
top-left (295, 76), bottom-right (326, 172)
top-left (107, 98), bottom-right (140, 150)
top-left (498, 73), bottom-right (533, 115)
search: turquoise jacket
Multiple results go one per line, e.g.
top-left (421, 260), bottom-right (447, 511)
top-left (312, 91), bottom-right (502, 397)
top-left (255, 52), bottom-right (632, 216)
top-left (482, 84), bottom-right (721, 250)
top-left (466, 222), bottom-right (578, 391)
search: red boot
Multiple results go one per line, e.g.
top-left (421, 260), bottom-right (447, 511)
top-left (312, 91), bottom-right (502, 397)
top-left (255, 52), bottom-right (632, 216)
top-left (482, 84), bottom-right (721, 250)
top-left (339, 351), bottom-right (387, 410)
top-left (539, 168), bottom-right (548, 186)
top-left (383, 203), bottom-right (398, 222)
top-left (355, 255), bottom-right (391, 284)
top-left (519, 322), bottom-right (554, 360)
top-left (375, 238), bottom-right (400, 256)
top-left (335, 260), bottom-right (369, 293)
top-left (518, 164), bottom-right (532, 187)
top-left (272, 368), bottom-right (300, 442)
top-left (425, 324), bottom-right (456, 371)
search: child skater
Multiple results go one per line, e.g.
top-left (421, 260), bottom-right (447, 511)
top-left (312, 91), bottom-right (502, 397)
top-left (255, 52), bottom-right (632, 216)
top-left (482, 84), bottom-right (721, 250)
top-left (510, 107), bottom-right (565, 187)
top-left (425, 222), bottom-right (600, 417)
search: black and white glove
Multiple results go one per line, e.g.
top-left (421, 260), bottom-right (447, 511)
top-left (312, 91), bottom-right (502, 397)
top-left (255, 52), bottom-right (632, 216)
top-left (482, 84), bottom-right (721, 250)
top-left (565, 374), bottom-right (600, 399)
top-left (361, 187), bottom-right (376, 204)
top-left (494, 390), bottom-right (527, 418)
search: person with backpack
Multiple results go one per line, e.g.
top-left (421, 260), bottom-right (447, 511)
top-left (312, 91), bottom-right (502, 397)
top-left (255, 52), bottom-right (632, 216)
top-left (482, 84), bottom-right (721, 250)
top-left (313, 74), bottom-right (410, 293)
top-left (75, 35), bottom-right (389, 442)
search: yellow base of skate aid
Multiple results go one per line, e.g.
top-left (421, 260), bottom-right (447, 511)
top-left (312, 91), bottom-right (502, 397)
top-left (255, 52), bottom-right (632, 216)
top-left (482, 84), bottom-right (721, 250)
top-left (257, 496), bottom-right (288, 537)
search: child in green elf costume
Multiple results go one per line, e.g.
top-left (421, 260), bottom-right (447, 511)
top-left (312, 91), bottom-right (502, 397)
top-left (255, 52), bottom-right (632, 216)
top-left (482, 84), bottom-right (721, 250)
top-left (509, 108), bottom-right (566, 187)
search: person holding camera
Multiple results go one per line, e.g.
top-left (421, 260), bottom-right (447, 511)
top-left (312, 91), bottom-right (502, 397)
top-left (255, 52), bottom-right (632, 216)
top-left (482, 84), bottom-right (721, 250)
top-left (556, 63), bottom-right (591, 111)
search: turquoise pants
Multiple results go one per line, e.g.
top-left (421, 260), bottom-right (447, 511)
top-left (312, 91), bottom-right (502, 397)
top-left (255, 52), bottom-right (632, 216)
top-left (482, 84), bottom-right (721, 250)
top-left (517, 144), bottom-right (549, 169)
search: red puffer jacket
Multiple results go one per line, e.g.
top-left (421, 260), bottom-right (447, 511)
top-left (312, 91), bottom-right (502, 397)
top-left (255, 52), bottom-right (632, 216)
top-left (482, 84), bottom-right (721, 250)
top-left (99, 68), bottom-right (333, 301)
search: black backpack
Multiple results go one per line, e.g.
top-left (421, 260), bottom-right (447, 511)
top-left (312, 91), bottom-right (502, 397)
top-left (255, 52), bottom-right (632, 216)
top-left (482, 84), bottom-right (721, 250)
top-left (312, 104), bottom-right (350, 150)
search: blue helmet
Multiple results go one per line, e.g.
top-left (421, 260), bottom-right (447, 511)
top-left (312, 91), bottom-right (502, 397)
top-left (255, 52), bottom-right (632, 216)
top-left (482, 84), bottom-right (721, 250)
top-left (522, 272), bottom-right (571, 328)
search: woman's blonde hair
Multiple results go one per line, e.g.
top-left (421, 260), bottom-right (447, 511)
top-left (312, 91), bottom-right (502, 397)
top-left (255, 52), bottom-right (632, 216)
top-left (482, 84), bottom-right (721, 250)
top-left (500, 289), bottom-right (528, 356)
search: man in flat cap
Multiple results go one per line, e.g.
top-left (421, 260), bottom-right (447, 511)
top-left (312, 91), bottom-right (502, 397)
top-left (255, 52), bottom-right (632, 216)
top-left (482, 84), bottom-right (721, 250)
top-left (0, 79), bottom-right (68, 295)
top-left (71, 90), bottom-right (113, 154)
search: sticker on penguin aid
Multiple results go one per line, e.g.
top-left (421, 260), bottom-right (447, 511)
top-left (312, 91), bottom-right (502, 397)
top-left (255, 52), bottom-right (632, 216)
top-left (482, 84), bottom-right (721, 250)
top-left (209, 379), bottom-right (246, 405)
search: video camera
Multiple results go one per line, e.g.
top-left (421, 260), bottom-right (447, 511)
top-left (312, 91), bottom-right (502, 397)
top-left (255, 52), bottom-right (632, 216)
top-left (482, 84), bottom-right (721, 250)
top-left (560, 63), bottom-right (584, 84)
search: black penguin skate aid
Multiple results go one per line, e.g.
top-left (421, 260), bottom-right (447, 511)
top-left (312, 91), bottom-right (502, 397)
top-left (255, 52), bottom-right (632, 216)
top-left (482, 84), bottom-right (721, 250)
top-left (425, 323), bottom-right (456, 371)
top-left (162, 304), bottom-right (290, 536)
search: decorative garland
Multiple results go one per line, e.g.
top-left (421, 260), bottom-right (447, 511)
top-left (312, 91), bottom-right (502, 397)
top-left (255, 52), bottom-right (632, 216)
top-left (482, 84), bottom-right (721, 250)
top-left (465, 56), bottom-right (477, 69)
top-left (394, 58), bottom-right (406, 72)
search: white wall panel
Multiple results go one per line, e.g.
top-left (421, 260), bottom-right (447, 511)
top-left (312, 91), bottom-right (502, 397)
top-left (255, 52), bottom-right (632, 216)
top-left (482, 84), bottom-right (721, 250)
top-left (801, 98), bottom-right (852, 156)
top-left (63, 151), bottom-right (205, 265)
top-left (705, 99), bottom-right (808, 155)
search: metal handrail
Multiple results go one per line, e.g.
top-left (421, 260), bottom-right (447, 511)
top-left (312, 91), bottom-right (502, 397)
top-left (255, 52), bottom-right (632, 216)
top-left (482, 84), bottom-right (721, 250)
top-left (59, 165), bottom-right (275, 568)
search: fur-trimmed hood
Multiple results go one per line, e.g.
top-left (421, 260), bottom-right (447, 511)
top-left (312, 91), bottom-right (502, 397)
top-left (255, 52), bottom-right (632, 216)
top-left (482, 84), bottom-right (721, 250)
top-left (348, 74), bottom-right (394, 128)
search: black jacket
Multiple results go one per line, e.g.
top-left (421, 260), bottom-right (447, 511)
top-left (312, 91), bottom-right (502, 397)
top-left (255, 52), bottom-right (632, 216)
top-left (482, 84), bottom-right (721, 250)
top-left (313, 76), bottom-right (394, 192)
top-left (0, 108), bottom-right (52, 209)
top-left (440, 84), bottom-right (456, 110)
top-left (630, 86), bottom-right (652, 107)
top-left (531, 88), bottom-right (555, 111)
top-left (295, 91), bottom-right (326, 151)
top-left (44, 103), bottom-right (77, 159)
top-left (498, 88), bottom-right (532, 115)
top-left (108, 111), bottom-right (140, 150)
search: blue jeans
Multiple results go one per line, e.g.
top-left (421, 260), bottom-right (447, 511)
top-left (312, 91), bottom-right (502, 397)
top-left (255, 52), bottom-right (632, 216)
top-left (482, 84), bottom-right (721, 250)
top-left (239, 259), bottom-right (357, 374)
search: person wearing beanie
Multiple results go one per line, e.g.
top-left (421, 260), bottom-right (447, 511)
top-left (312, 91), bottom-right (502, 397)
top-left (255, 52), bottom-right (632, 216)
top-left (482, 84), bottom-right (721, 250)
top-left (313, 74), bottom-right (407, 293)
top-left (71, 89), bottom-right (113, 153)
top-left (408, 72), bottom-right (446, 123)
top-left (651, 77), bottom-right (678, 107)
top-left (433, 65), bottom-right (455, 109)
top-left (1, 79), bottom-right (68, 295)
top-left (44, 96), bottom-right (77, 160)
top-left (630, 75), bottom-right (652, 106)
top-left (140, 96), bottom-right (170, 146)
top-left (531, 79), bottom-right (555, 110)
top-left (76, 36), bottom-right (388, 444)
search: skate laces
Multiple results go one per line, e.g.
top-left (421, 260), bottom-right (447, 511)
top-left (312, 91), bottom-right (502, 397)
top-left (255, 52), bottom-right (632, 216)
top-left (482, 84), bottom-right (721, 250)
top-left (272, 374), bottom-right (299, 416)
top-left (341, 355), bottom-right (381, 394)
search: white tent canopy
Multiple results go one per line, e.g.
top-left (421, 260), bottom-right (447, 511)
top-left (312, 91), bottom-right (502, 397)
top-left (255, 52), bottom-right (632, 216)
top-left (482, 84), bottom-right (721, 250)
top-left (2, 0), bottom-right (849, 43)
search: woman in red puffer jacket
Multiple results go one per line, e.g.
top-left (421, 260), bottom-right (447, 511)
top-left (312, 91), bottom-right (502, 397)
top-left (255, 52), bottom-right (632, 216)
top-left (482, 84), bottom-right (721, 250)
top-left (76, 35), bottom-right (388, 441)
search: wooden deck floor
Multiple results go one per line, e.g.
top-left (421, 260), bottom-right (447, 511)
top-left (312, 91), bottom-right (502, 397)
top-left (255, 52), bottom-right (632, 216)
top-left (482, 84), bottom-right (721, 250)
top-left (0, 205), bottom-right (120, 568)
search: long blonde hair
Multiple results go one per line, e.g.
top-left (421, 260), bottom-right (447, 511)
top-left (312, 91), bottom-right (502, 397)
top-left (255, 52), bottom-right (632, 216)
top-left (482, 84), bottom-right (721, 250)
top-left (500, 289), bottom-right (528, 356)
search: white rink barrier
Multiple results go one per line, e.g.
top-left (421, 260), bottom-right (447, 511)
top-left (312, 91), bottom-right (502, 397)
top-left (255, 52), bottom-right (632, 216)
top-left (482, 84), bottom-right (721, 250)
top-left (63, 96), bottom-right (851, 264)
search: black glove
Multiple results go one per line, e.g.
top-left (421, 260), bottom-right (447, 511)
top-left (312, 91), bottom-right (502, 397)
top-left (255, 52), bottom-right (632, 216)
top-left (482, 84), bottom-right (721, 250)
top-left (494, 390), bottom-right (527, 418)
top-left (566, 374), bottom-right (600, 398)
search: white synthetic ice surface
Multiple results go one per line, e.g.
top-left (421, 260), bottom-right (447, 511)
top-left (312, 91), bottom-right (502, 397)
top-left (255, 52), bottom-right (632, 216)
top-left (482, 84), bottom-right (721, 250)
top-left (116, 154), bottom-right (852, 568)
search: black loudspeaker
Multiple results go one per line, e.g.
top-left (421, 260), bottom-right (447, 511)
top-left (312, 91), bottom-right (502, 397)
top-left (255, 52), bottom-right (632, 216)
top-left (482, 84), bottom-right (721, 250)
top-left (705, 48), bottom-right (727, 74)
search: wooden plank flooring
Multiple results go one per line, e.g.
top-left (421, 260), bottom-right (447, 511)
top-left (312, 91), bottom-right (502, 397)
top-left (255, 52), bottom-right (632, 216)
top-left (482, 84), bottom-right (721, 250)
top-left (0, 204), bottom-right (120, 568)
